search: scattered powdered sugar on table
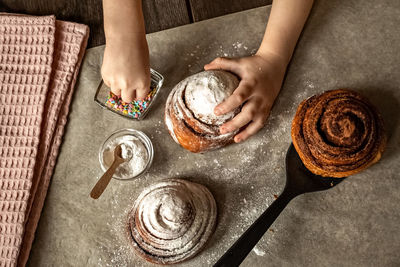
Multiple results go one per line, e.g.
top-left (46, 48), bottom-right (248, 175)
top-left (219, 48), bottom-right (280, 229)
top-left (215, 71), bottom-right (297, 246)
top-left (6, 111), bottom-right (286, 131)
top-left (183, 41), bottom-right (256, 71)
top-left (305, 80), bottom-right (315, 89)
top-left (102, 135), bottom-right (148, 179)
top-left (232, 41), bottom-right (247, 50)
top-left (97, 196), bottom-right (133, 267)
top-left (253, 245), bottom-right (266, 256)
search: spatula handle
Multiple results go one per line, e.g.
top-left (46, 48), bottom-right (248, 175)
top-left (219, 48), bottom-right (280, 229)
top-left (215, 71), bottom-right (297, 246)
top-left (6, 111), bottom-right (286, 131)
top-left (214, 190), bottom-right (294, 267)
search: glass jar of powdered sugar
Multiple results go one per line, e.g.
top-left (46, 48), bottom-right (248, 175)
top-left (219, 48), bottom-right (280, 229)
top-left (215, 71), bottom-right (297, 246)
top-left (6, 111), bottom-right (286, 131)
top-left (99, 128), bottom-right (154, 180)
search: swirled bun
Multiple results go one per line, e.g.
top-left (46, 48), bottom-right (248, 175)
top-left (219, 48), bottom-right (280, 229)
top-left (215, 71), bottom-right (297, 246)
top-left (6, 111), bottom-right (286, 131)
top-left (126, 179), bottom-right (217, 264)
top-left (291, 89), bottom-right (386, 178)
top-left (165, 70), bottom-right (240, 153)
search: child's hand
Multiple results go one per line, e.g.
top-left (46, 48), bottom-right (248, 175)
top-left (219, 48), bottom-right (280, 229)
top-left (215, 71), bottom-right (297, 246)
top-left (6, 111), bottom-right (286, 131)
top-left (204, 52), bottom-right (286, 143)
top-left (101, 35), bottom-right (150, 102)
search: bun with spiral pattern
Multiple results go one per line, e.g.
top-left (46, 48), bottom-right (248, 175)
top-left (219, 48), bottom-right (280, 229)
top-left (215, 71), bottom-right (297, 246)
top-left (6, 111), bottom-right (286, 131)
top-left (126, 179), bottom-right (217, 264)
top-left (291, 89), bottom-right (386, 178)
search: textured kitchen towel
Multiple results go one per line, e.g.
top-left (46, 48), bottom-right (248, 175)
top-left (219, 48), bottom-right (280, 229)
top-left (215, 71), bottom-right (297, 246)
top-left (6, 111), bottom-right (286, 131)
top-left (0, 14), bottom-right (89, 267)
top-left (0, 15), bottom-right (56, 266)
top-left (18, 20), bottom-right (89, 267)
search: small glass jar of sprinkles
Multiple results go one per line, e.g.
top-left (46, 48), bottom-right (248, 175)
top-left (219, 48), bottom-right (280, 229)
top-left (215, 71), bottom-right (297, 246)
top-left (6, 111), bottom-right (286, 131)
top-left (94, 69), bottom-right (164, 120)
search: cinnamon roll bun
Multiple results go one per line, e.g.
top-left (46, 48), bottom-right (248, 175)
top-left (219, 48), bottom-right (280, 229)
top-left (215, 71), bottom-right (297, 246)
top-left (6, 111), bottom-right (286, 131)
top-left (291, 89), bottom-right (385, 178)
top-left (126, 179), bottom-right (217, 264)
top-left (165, 70), bottom-right (240, 153)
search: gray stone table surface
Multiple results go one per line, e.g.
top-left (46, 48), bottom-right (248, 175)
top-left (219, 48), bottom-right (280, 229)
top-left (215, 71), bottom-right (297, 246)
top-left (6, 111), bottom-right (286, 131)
top-left (28, 0), bottom-right (400, 266)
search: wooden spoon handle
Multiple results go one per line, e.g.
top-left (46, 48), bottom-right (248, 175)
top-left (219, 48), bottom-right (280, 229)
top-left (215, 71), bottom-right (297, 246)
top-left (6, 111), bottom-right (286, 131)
top-left (90, 159), bottom-right (122, 199)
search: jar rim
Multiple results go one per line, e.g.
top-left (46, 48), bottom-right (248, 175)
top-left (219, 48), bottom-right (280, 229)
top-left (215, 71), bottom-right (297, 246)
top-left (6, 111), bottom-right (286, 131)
top-left (98, 128), bottom-right (154, 180)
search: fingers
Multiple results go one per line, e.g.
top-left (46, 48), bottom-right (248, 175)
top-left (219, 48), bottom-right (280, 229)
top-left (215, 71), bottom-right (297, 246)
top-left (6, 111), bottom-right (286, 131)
top-left (135, 88), bottom-right (149, 101)
top-left (234, 116), bottom-right (267, 143)
top-left (220, 100), bottom-right (259, 134)
top-left (108, 80), bottom-right (150, 103)
top-left (110, 81), bottom-right (121, 97)
top-left (103, 79), bottom-right (111, 88)
top-left (121, 88), bottom-right (136, 103)
top-left (135, 78), bottom-right (151, 100)
top-left (214, 81), bottom-right (252, 116)
top-left (204, 57), bottom-right (241, 74)
top-left (234, 103), bottom-right (271, 142)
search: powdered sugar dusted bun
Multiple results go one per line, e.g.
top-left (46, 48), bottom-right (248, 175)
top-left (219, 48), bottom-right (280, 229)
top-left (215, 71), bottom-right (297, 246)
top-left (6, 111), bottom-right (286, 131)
top-left (165, 70), bottom-right (240, 153)
top-left (185, 70), bottom-right (238, 125)
top-left (126, 179), bottom-right (217, 265)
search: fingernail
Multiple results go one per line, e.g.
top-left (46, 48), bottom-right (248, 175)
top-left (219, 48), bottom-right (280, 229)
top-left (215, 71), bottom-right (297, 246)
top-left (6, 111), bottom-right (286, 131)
top-left (214, 108), bottom-right (222, 116)
top-left (220, 127), bottom-right (227, 134)
top-left (235, 137), bottom-right (242, 143)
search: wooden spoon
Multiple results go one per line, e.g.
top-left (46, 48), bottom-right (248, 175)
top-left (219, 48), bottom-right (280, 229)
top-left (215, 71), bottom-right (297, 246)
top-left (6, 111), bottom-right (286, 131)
top-left (90, 144), bottom-right (125, 199)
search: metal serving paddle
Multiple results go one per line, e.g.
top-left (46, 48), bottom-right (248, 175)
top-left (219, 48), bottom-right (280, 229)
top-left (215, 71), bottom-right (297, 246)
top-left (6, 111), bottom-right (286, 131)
top-left (214, 144), bottom-right (345, 267)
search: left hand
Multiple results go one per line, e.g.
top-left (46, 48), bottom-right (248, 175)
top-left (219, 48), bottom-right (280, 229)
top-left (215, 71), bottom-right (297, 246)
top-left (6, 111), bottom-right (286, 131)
top-left (204, 51), bottom-right (286, 143)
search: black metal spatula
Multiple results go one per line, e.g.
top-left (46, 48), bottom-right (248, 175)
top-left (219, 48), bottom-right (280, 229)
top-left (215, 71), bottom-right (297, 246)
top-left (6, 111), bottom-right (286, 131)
top-left (214, 143), bottom-right (345, 267)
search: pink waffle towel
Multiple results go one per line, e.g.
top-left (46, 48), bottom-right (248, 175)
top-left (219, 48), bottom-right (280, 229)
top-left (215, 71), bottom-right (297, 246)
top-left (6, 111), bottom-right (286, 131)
top-left (0, 14), bottom-right (89, 267)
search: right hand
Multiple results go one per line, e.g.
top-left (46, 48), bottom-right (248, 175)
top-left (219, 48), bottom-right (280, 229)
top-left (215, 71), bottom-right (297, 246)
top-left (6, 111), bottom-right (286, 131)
top-left (101, 34), bottom-right (150, 102)
top-left (204, 51), bottom-right (287, 143)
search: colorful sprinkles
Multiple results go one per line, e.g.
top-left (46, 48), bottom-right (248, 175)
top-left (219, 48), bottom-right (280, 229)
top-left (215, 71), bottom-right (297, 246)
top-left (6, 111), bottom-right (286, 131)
top-left (105, 87), bottom-right (156, 119)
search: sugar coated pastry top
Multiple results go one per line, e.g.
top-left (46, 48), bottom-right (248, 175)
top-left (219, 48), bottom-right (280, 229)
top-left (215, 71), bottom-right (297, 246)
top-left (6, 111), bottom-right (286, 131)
top-left (164, 70), bottom-right (240, 153)
top-left (126, 178), bottom-right (217, 264)
top-left (184, 70), bottom-right (239, 125)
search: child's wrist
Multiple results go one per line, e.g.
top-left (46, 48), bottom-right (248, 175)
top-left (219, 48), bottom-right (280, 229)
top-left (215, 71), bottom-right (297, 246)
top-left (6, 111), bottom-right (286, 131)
top-left (255, 49), bottom-right (288, 75)
top-left (255, 49), bottom-right (287, 94)
top-left (105, 27), bottom-right (146, 42)
top-left (256, 47), bottom-right (288, 66)
top-left (106, 31), bottom-right (148, 49)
